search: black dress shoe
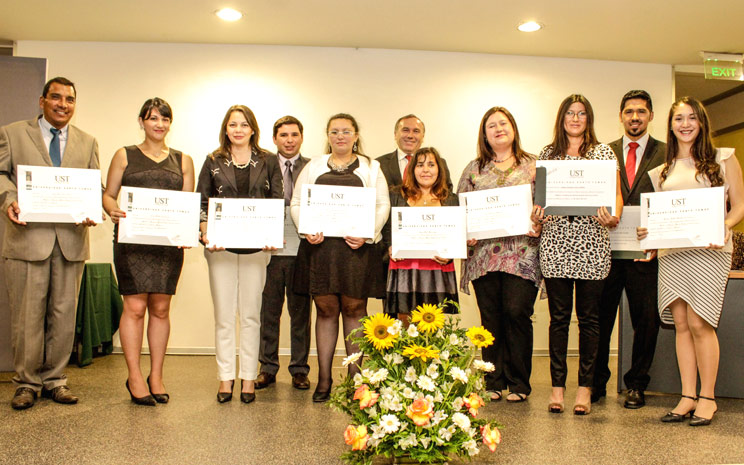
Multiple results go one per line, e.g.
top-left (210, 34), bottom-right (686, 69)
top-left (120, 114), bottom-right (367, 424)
top-left (217, 380), bottom-right (234, 403)
top-left (147, 376), bottom-right (169, 404)
top-left (292, 373), bottom-right (311, 390)
top-left (689, 395), bottom-right (716, 426)
top-left (125, 380), bottom-right (157, 406)
top-left (240, 380), bottom-right (256, 404)
top-left (42, 385), bottom-right (79, 404)
top-left (624, 389), bottom-right (645, 409)
top-left (11, 387), bottom-right (37, 410)
top-left (312, 383), bottom-right (332, 403)
top-left (255, 372), bottom-right (276, 390)
top-left (661, 394), bottom-right (696, 422)
top-left (590, 388), bottom-right (606, 404)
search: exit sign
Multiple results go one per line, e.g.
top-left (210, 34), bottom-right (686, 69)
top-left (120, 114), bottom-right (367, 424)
top-left (703, 52), bottom-right (743, 81)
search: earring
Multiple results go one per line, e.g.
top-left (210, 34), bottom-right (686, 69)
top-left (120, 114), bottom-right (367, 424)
top-left (353, 142), bottom-right (358, 152)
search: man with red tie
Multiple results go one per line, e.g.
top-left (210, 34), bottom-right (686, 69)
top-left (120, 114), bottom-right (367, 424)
top-left (593, 90), bottom-right (666, 408)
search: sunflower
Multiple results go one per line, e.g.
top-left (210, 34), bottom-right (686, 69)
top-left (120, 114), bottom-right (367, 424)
top-left (411, 303), bottom-right (445, 333)
top-left (363, 313), bottom-right (398, 351)
top-left (402, 344), bottom-right (440, 362)
top-left (466, 326), bottom-right (495, 348)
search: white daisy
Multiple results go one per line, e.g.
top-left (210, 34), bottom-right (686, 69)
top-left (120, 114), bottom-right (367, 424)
top-left (342, 352), bottom-right (362, 367)
top-left (449, 366), bottom-right (468, 384)
top-left (369, 368), bottom-right (389, 385)
top-left (402, 386), bottom-right (416, 399)
top-left (452, 397), bottom-right (465, 410)
top-left (380, 414), bottom-right (401, 434)
top-left (452, 412), bottom-right (471, 431)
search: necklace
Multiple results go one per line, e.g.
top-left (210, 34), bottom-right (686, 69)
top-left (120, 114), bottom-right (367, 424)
top-left (493, 154), bottom-right (514, 163)
top-left (232, 160), bottom-right (251, 169)
top-left (328, 155), bottom-right (356, 172)
top-left (138, 145), bottom-right (168, 160)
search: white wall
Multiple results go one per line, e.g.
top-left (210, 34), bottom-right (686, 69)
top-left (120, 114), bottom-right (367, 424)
top-left (15, 41), bottom-right (673, 357)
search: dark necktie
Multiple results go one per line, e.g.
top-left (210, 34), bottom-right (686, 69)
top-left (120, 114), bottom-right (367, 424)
top-left (49, 127), bottom-right (61, 167)
top-left (284, 160), bottom-right (293, 206)
top-left (626, 142), bottom-right (639, 187)
top-left (402, 154), bottom-right (411, 181)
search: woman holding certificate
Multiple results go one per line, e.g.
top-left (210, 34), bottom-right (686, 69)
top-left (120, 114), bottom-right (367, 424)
top-left (457, 107), bottom-right (541, 403)
top-left (103, 98), bottom-right (195, 406)
top-left (383, 147), bottom-right (459, 315)
top-left (290, 113), bottom-right (390, 402)
top-left (640, 97), bottom-right (744, 426)
top-left (197, 105), bottom-right (283, 404)
top-left (532, 94), bottom-right (623, 415)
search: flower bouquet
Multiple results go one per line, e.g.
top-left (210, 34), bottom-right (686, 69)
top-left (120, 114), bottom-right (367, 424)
top-left (329, 301), bottom-right (502, 465)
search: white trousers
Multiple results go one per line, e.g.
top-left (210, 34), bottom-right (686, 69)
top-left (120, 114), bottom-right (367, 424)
top-left (205, 249), bottom-right (270, 381)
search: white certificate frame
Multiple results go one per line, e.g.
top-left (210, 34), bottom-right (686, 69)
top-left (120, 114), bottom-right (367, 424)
top-left (459, 184), bottom-right (533, 240)
top-left (610, 205), bottom-right (646, 259)
top-left (17, 165), bottom-right (102, 223)
top-left (117, 186), bottom-right (200, 247)
top-left (206, 198), bottom-right (284, 249)
top-left (535, 160), bottom-right (616, 216)
top-left (391, 206), bottom-right (467, 259)
top-left (298, 184), bottom-right (376, 238)
top-left (640, 187), bottom-right (725, 250)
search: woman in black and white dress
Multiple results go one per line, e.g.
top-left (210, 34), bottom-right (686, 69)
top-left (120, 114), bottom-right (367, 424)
top-left (640, 97), bottom-right (744, 426)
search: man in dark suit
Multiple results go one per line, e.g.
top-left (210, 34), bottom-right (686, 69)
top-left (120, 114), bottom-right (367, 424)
top-left (255, 116), bottom-right (312, 390)
top-left (0, 77), bottom-right (99, 409)
top-left (376, 114), bottom-right (452, 191)
top-left (593, 90), bottom-right (665, 409)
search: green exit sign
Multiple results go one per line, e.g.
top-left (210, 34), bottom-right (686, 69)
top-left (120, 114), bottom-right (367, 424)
top-left (703, 52), bottom-right (743, 81)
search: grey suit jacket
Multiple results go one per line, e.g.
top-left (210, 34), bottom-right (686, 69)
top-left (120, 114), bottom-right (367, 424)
top-left (609, 136), bottom-right (666, 206)
top-left (376, 150), bottom-right (453, 191)
top-left (0, 117), bottom-right (100, 261)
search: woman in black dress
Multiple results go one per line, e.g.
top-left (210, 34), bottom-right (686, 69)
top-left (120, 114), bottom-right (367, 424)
top-left (290, 113), bottom-right (390, 402)
top-left (103, 98), bottom-right (195, 405)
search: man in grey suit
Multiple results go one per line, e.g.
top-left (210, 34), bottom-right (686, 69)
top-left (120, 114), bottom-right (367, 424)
top-left (255, 116), bottom-right (312, 390)
top-left (0, 77), bottom-right (99, 409)
top-left (593, 90), bottom-right (665, 409)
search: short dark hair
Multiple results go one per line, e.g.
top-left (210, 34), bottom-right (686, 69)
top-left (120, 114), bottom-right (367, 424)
top-left (42, 77), bottom-right (76, 98)
top-left (620, 90), bottom-right (653, 112)
top-left (394, 114), bottom-right (425, 133)
top-left (273, 115), bottom-right (304, 137)
top-left (138, 97), bottom-right (173, 121)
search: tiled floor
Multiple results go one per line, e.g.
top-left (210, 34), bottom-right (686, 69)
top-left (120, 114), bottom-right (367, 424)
top-left (1, 355), bottom-right (742, 465)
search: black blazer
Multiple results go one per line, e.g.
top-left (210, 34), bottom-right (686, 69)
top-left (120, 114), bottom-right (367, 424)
top-left (609, 136), bottom-right (666, 206)
top-left (197, 149), bottom-right (284, 221)
top-left (376, 150), bottom-right (453, 191)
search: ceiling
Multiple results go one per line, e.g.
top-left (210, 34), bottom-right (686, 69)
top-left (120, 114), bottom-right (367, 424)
top-left (1, 0), bottom-right (743, 65)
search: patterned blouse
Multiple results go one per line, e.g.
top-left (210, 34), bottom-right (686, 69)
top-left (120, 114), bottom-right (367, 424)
top-left (538, 143), bottom-right (617, 280)
top-left (457, 155), bottom-right (542, 294)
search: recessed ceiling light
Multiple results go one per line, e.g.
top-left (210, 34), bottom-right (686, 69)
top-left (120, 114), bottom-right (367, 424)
top-left (215, 8), bottom-right (243, 22)
top-left (517, 21), bottom-right (543, 32)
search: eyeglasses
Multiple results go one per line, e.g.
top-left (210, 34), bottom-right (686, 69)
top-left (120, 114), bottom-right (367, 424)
top-left (328, 130), bottom-right (355, 137)
top-left (565, 111), bottom-right (588, 119)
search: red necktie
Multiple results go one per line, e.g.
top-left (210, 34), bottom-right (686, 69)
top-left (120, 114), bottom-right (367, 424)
top-left (403, 154), bottom-right (411, 181)
top-left (626, 142), bottom-right (639, 187)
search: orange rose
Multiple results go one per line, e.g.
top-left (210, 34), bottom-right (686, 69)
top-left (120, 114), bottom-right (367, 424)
top-left (481, 424), bottom-right (501, 452)
top-left (344, 425), bottom-right (369, 451)
top-left (353, 384), bottom-right (379, 409)
top-left (405, 397), bottom-right (434, 426)
top-left (464, 393), bottom-right (484, 417)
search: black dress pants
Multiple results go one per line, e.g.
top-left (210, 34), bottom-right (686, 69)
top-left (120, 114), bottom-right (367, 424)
top-left (594, 259), bottom-right (660, 392)
top-left (258, 256), bottom-right (312, 376)
top-left (545, 277), bottom-right (604, 387)
top-left (472, 271), bottom-right (538, 395)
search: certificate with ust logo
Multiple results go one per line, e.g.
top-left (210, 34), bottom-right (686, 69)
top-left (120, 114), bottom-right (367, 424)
top-left (298, 184), bottom-right (376, 238)
top-left (640, 187), bottom-right (725, 249)
top-left (458, 184), bottom-right (533, 240)
top-left (17, 165), bottom-right (102, 223)
top-left (206, 198), bottom-right (284, 249)
top-left (535, 160), bottom-right (616, 216)
top-left (117, 186), bottom-right (200, 247)
top-left (391, 206), bottom-right (467, 259)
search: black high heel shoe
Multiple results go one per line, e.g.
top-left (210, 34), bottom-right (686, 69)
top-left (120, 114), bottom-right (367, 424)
top-left (217, 380), bottom-right (234, 403)
top-left (689, 395), bottom-right (717, 426)
top-left (147, 376), bottom-right (170, 404)
top-left (240, 380), bottom-right (256, 404)
top-left (660, 394), bottom-right (696, 422)
top-left (312, 382), bottom-right (332, 403)
top-left (126, 380), bottom-right (156, 406)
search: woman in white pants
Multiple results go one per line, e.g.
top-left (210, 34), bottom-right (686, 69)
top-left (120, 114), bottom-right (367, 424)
top-left (197, 105), bottom-right (283, 403)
